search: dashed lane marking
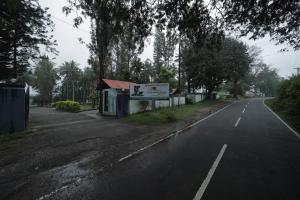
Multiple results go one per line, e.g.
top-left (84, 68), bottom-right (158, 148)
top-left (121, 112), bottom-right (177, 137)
top-left (234, 117), bottom-right (241, 127)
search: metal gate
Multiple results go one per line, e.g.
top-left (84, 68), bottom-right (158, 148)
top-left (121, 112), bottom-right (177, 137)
top-left (116, 94), bottom-right (129, 118)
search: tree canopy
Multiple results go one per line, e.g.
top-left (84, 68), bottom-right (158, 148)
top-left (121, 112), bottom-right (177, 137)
top-left (213, 0), bottom-right (300, 50)
top-left (0, 0), bottom-right (56, 81)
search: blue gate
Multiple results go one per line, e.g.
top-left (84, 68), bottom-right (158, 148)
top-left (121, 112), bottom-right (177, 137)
top-left (116, 94), bottom-right (129, 118)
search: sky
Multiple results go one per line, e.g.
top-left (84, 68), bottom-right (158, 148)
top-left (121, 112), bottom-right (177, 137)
top-left (39, 0), bottom-right (300, 78)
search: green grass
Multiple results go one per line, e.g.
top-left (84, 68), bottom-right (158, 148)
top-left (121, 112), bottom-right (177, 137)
top-left (80, 104), bottom-right (97, 111)
top-left (265, 99), bottom-right (300, 132)
top-left (0, 130), bottom-right (32, 147)
top-left (125, 100), bottom-right (224, 125)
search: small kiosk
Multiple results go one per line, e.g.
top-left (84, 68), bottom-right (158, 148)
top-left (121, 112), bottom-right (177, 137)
top-left (102, 79), bottom-right (135, 116)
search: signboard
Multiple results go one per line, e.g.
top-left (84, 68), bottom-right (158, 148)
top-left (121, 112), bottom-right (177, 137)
top-left (130, 83), bottom-right (170, 100)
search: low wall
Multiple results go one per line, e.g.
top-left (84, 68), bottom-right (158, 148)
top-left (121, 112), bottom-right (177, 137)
top-left (186, 94), bottom-right (205, 103)
top-left (129, 96), bottom-right (186, 114)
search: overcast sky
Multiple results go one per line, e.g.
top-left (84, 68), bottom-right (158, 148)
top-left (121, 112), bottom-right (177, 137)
top-left (40, 0), bottom-right (300, 78)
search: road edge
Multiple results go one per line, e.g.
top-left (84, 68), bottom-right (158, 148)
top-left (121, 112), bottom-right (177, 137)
top-left (263, 99), bottom-right (300, 139)
top-left (118, 102), bottom-right (234, 163)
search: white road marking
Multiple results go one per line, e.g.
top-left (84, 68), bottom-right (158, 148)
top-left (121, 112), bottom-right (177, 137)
top-left (37, 186), bottom-right (69, 200)
top-left (263, 100), bottom-right (300, 139)
top-left (193, 144), bottom-right (228, 200)
top-left (118, 103), bottom-right (233, 162)
top-left (234, 117), bottom-right (241, 127)
top-left (242, 108), bottom-right (246, 114)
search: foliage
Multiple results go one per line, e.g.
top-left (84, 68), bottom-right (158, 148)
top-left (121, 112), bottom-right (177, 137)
top-left (0, 0), bottom-right (56, 80)
top-left (182, 37), bottom-right (250, 97)
top-left (157, 67), bottom-right (176, 88)
top-left (153, 28), bottom-right (177, 81)
top-left (213, 0), bottom-right (300, 50)
top-left (253, 65), bottom-right (281, 97)
top-left (156, 0), bottom-right (224, 47)
top-left (139, 101), bottom-right (149, 112)
top-left (266, 98), bottom-right (300, 132)
top-left (125, 100), bottom-right (223, 125)
top-left (32, 57), bottom-right (58, 106)
top-left (130, 57), bottom-right (151, 83)
top-left (58, 61), bottom-right (81, 101)
top-left (53, 100), bottom-right (80, 112)
top-left (275, 75), bottom-right (300, 116)
top-left (63, 0), bottom-right (154, 112)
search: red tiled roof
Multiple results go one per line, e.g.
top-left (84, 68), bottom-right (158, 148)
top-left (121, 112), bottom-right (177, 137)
top-left (102, 79), bottom-right (135, 90)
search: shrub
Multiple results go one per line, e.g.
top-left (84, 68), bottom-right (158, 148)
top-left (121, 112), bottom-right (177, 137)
top-left (139, 100), bottom-right (149, 112)
top-left (275, 75), bottom-right (300, 115)
top-left (54, 100), bottom-right (80, 112)
top-left (161, 110), bottom-right (177, 122)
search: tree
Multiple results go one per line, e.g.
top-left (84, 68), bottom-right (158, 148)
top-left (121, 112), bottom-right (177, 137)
top-left (33, 57), bottom-right (58, 106)
top-left (182, 37), bottom-right (250, 98)
top-left (59, 61), bottom-right (81, 101)
top-left (153, 28), bottom-right (166, 77)
top-left (0, 0), bottom-right (56, 81)
top-left (213, 0), bottom-right (300, 50)
top-left (63, 0), bottom-right (154, 113)
top-left (253, 65), bottom-right (281, 97)
top-left (221, 38), bottom-right (251, 97)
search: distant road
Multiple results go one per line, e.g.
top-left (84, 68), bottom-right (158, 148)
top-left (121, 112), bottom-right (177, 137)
top-left (30, 99), bottom-right (300, 199)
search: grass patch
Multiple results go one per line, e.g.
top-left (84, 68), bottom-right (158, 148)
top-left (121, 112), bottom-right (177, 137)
top-left (80, 104), bottom-right (97, 111)
top-left (125, 100), bottom-right (223, 125)
top-left (0, 130), bottom-right (32, 147)
top-left (265, 99), bottom-right (300, 132)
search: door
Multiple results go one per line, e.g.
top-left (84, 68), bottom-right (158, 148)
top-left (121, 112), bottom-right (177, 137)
top-left (104, 91), bottom-right (108, 112)
top-left (116, 94), bottom-right (129, 118)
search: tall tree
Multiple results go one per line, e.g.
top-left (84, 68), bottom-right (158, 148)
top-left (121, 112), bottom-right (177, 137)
top-left (63, 0), bottom-right (154, 113)
top-left (153, 28), bottom-right (166, 78)
top-left (222, 38), bottom-right (251, 97)
top-left (0, 0), bottom-right (56, 81)
top-left (59, 61), bottom-right (81, 101)
top-left (33, 57), bottom-right (58, 106)
top-left (182, 37), bottom-right (250, 98)
top-left (253, 65), bottom-right (281, 97)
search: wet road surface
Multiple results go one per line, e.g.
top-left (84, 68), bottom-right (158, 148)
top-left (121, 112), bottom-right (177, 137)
top-left (2, 99), bottom-right (300, 200)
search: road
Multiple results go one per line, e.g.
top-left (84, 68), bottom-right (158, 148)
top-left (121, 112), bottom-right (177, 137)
top-left (6, 98), bottom-right (300, 200)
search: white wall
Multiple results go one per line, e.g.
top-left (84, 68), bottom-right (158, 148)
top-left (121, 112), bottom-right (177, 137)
top-left (129, 96), bottom-right (186, 114)
top-left (186, 94), bottom-right (204, 103)
top-left (129, 100), bottom-right (152, 114)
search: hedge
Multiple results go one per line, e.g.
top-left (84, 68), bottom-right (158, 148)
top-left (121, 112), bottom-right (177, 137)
top-left (52, 100), bottom-right (80, 112)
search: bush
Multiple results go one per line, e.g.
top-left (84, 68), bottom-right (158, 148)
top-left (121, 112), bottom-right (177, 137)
top-left (139, 100), bottom-right (149, 112)
top-left (163, 110), bottom-right (177, 122)
top-left (274, 75), bottom-right (300, 115)
top-left (53, 100), bottom-right (80, 112)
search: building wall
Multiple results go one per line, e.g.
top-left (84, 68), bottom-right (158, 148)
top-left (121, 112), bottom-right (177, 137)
top-left (186, 94), bottom-right (205, 103)
top-left (129, 100), bottom-right (152, 114)
top-left (129, 96), bottom-right (186, 114)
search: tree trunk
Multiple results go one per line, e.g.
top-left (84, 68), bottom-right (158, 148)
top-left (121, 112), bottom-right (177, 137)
top-left (96, 18), bottom-right (106, 114)
top-left (187, 79), bottom-right (191, 93)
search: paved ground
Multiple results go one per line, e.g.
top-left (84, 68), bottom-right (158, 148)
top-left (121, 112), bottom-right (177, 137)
top-left (5, 98), bottom-right (298, 200)
top-left (0, 102), bottom-right (228, 200)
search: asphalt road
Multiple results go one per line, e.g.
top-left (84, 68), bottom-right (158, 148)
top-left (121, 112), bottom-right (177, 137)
top-left (8, 98), bottom-right (300, 200)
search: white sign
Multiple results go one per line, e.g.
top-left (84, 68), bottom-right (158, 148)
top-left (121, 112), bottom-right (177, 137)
top-left (130, 83), bottom-right (170, 99)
